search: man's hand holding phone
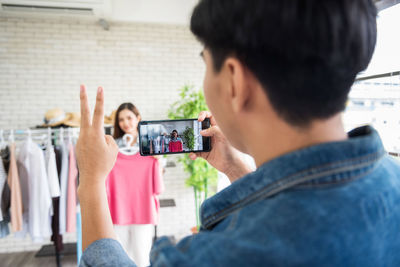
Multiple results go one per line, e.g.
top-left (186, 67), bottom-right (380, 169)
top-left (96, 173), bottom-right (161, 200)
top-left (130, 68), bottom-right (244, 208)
top-left (189, 111), bottom-right (254, 183)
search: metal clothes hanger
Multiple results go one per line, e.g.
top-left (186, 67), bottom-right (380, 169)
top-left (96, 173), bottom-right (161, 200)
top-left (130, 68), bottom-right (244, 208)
top-left (9, 129), bottom-right (15, 143)
top-left (119, 133), bottom-right (138, 155)
top-left (59, 127), bottom-right (64, 146)
top-left (68, 128), bottom-right (72, 144)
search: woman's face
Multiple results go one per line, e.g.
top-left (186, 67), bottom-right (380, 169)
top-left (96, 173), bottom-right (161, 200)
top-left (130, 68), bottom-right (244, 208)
top-left (172, 131), bottom-right (177, 138)
top-left (118, 109), bottom-right (140, 136)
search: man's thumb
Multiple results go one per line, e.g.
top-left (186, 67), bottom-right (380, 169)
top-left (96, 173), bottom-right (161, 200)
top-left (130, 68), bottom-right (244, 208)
top-left (200, 126), bottom-right (216, 137)
top-left (105, 135), bottom-right (118, 148)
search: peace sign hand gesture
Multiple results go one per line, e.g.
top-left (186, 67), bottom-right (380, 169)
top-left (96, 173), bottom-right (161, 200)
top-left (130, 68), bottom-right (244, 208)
top-left (76, 85), bottom-right (119, 188)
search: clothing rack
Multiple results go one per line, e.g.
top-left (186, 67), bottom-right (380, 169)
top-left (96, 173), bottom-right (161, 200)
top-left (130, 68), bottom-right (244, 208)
top-left (0, 127), bottom-right (80, 267)
top-left (389, 152), bottom-right (400, 157)
top-left (1, 126), bottom-right (112, 137)
top-left (1, 127), bottom-right (79, 139)
top-left (356, 71), bottom-right (400, 82)
top-left (354, 71), bottom-right (400, 156)
top-left (375, 0), bottom-right (400, 11)
top-left (2, 128), bottom-right (78, 134)
top-left (0, 128), bottom-right (80, 148)
top-left (2, 126), bottom-right (167, 265)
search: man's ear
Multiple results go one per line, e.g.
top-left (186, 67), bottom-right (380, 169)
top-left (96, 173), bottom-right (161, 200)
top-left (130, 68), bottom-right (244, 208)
top-left (224, 57), bottom-right (252, 113)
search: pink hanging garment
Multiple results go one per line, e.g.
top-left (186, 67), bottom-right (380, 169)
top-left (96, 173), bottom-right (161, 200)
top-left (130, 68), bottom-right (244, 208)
top-left (66, 143), bottom-right (77, 232)
top-left (106, 152), bottom-right (164, 225)
top-left (8, 143), bottom-right (23, 232)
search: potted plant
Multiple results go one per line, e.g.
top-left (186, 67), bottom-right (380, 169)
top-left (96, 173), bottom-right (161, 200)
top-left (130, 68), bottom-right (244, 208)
top-left (168, 85), bottom-right (218, 231)
top-left (182, 127), bottom-right (195, 150)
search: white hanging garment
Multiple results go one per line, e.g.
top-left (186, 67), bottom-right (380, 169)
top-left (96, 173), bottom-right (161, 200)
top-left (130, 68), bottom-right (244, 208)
top-left (0, 159), bottom-right (7, 221)
top-left (58, 140), bottom-right (69, 234)
top-left (114, 224), bottom-right (154, 267)
top-left (45, 143), bottom-right (61, 198)
top-left (16, 137), bottom-right (52, 242)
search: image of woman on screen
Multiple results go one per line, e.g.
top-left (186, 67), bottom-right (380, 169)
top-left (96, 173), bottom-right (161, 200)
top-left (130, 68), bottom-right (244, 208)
top-left (168, 130), bottom-right (183, 152)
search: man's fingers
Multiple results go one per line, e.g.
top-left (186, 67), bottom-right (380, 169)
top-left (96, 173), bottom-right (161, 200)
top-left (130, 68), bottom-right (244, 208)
top-left (80, 84), bottom-right (91, 129)
top-left (93, 87), bottom-right (105, 132)
top-left (198, 111), bottom-right (209, 121)
top-left (189, 152), bottom-right (207, 160)
top-left (198, 111), bottom-right (217, 126)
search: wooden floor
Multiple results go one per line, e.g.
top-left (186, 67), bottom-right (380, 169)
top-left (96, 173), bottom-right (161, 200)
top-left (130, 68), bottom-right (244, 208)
top-left (0, 251), bottom-right (77, 267)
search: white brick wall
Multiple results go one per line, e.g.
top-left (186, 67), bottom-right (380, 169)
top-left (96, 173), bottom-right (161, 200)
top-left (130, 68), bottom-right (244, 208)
top-left (0, 16), bottom-right (204, 252)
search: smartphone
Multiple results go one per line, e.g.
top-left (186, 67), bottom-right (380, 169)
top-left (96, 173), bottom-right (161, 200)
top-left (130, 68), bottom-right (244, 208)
top-left (139, 118), bottom-right (211, 156)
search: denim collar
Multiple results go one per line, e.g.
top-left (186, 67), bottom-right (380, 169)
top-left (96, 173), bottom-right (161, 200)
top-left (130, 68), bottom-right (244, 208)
top-left (200, 126), bottom-right (386, 230)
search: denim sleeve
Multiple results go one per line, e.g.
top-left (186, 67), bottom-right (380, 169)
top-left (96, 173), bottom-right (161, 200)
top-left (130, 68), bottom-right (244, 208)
top-left (150, 233), bottom-right (242, 267)
top-left (79, 238), bottom-right (137, 267)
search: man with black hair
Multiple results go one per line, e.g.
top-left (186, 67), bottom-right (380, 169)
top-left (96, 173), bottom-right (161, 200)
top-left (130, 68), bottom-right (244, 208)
top-left (76, 0), bottom-right (400, 266)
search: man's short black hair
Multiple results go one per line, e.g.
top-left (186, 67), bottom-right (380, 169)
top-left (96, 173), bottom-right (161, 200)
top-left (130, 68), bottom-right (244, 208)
top-left (191, 0), bottom-right (377, 126)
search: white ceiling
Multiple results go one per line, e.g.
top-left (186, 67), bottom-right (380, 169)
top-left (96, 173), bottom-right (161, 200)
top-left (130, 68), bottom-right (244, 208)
top-left (0, 0), bottom-right (199, 25)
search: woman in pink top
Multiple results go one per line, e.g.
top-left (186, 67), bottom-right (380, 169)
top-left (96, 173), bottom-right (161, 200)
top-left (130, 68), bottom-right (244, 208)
top-left (107, 103), bottom-right (163, 267)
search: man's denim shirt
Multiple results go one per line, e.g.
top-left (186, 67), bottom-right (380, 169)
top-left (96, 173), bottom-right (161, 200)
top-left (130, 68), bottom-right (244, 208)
top-left (80, 126), bottom-right (400, 266)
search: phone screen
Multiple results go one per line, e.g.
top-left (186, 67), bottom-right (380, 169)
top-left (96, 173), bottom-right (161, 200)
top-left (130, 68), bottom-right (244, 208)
top-left (139, 118), bottom-right (211, 156)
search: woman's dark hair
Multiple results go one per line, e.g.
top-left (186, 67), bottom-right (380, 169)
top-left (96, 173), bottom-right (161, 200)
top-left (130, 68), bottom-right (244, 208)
top-left (191, 0), bottom-right (377, 126)
top-left (113, 103), bottom-right (141, 139)
top-left (171, 130), bottom-right (178, 139)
